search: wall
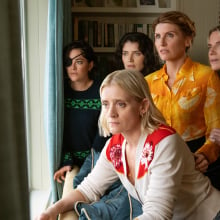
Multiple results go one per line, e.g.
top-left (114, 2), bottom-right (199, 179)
top-left (179, 0), bottom-right (219, 64)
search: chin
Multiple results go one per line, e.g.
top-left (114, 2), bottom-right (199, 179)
top-left (211, 65), bottom-right (220, 71)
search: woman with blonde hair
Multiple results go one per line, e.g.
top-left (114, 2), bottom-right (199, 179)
top-left (36, 69), bottom-right (220, 220)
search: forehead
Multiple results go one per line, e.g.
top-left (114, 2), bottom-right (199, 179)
top-left (122, 41), bottom-right (140, 51)
top-left (69, 48), bottom-right (84, 58)
top-left (155, 23), bottom-right (181, 33)
top-left (101, 84), bottom-right (130, 99)
top-left (208, 30), bottom-right (220, 43)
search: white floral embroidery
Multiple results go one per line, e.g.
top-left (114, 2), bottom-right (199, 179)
top-left (140, 142), bottom-right (154, 169)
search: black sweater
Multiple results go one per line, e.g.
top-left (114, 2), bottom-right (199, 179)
top-left (62, 80), bottom-right (108, 167)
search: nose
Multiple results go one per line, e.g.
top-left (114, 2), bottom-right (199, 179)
top-left (160, 36), bottom-right (166, 46)
top-left (157, 35), bottom-right (166, 46)
top-left (71, 60), bottom-right (76, 69)
top-left (208, 46), bottom-right (216, 55)
top-left (128, 54), bottom-right (134, 62)
top-left (108, 104), bottom-right (118, 118)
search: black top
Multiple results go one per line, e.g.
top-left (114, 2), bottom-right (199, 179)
top-left (62, 80), bottom-right (108, 167)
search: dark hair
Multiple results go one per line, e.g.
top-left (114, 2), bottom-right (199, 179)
top-left (114, 32), bottom-right (161, 76)
top-left (63, 40), bottom-right (97, 79)
top-left (152, 11), bottom-right (196, 51)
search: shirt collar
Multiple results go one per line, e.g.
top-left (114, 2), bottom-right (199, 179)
top-left (153, 57), bottom-right (195, 82)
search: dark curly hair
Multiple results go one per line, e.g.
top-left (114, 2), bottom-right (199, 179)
top-left (63, 40), bottom-right (98, 80)
top-left (114, 32), bottom-right (161, 76)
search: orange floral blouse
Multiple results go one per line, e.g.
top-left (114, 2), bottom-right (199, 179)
top-left (145, 57), bottom-right (220, 163)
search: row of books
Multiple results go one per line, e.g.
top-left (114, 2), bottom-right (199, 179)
top-left (72, 0), bottom-right (136, 7)
top-left (73, 19), bottom-right (154, 48)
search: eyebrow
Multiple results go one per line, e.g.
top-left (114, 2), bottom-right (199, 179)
top-left (208, 41), bottom-right (220, 46)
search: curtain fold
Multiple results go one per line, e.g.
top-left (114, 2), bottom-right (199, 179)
top-left (0, 0), bottom-right (30, 219)
top-left (44, 0), bottom-right (72, 203)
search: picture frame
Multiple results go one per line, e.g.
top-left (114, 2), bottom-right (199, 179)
top-left (136, 0), bottom-right (158, 8)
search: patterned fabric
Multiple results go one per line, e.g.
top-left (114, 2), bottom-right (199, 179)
top-left (62, 150), bottom-right (91, 166)
top-left (145, 57), bottom-right (220, 163)
top-left (61, 80), bottom-right (108, 167)
top-left (65, 98), bottom-right (101, 110)
top-left (106, 125), bottom-right (176, 179)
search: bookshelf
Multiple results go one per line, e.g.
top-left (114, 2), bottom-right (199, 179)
top-left (71, 0), bottom-right (177, 77)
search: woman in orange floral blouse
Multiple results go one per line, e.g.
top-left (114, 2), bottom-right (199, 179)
top-left (145, 11), bottom-right (220, 189)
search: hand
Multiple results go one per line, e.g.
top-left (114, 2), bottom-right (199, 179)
top-left (53, 165), bottom-right (72, 183)
top-left (35, 209), bottom-right (57, 220)
top-left (209, 128), bottom-right (220, 146)
top-left (194, 153), bottom-right (209, 173)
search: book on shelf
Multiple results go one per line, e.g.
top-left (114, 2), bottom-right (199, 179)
top-left (73, 19), bottom-right (155, 48)
top-left (72, 0), bottom-right (137, 7)
top-left (78, 20), bottom-right (89, 42)
top-left (107, 23), bottom-right (115, 47)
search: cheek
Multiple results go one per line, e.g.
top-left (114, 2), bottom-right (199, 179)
top-left (122, 56), bottom-right (126, 64)
top-left (154, 41), bottom-right (159, 50)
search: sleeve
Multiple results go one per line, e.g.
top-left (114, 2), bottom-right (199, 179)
top-left (61, 151), bottom-right (73, 167)
top-left (197, 72), bottom-right (220, 163)
top-left (77, 139), bottom-right (119, 202)
top-left (137, 134), bottom-right (192, 220)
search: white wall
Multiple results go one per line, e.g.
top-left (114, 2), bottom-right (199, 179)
top-left (179, 0), bottom-right (219, 64)
top-left (27, 0), bottom-right (220, 191)
top-left (26, 0), bottom-right (49, 190)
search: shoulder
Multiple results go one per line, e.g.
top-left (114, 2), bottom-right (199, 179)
top-left (86, 80), bottom-right (102, 97)
top-left (145, 69), bottom-right (161, 81)
top-left (192, 60), bottom-right (214, 76)
top-left (145, 66), bottom-right (165, 84)
top-left (146, 124), bottom-right (176, 146)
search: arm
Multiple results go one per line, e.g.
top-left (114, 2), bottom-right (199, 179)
top-left (210, 128), bottom-right (220, 146)
top-left (196, 72), bottom-right (220, 164)
top-left (35, 189), bottom-right (87, 220)
top-left (137, 134), bottom-right (193, 220)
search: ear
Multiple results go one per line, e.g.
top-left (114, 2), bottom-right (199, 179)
top-left (185, 36), bottom-right (192, 49)
top-left (88, 61), bottom-right (94, 72)
top-left (139, 98), bottom-right (149, 116)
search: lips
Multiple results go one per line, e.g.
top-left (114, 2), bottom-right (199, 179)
top-left (159, 49), bottom-right (169, 54)
top-left (108, 121), bottom-right (119, 126)
top-left (126, 65), bottom-right (135, 69)
top-left (210, 58), bottom-right (219, 63)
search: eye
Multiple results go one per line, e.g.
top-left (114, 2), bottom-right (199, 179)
top-left (117, 102), bottom-right (126, 107)
top-left (101, 101), bottom-right (109, 108)
top-left (134, 51), bottom-right (142, 56)
top-left (155, 34), bottom-right (160, 40)
top-left (122, 51), bottom-right (128, 56)
top-left (166, 32), bottom-right (174, 38)
top-left (64, 58), bottom-right (73, 67)
top-left (207, 44), bottom-right (212, 50)
top-left (76, 60), bottom-right (83, 65)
